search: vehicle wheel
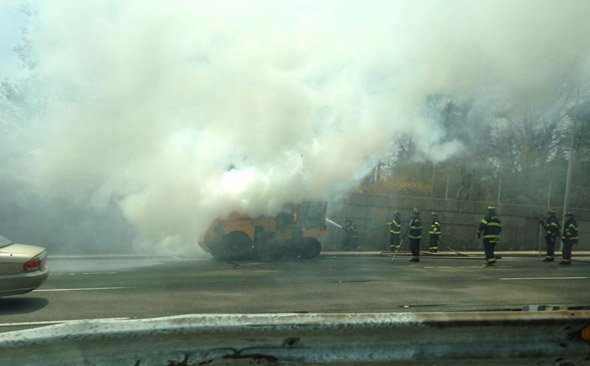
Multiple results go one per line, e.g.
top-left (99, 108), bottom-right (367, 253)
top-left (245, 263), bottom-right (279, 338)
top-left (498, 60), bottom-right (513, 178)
top-left (300, 238), bottom-right (321, 259)
top-left (219, 231), bottom-right (252, 260)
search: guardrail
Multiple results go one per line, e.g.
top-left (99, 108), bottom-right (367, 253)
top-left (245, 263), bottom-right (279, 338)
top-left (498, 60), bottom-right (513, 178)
top-left (0, 311), bottom-right (588, 365)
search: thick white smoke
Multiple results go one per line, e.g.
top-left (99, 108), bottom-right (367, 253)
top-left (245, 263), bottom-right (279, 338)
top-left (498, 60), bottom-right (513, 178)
top-left (4, 0), bottom-right (590, 253)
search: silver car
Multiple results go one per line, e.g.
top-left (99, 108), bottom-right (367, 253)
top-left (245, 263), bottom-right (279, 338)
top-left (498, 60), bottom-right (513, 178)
top-left (0, 234), bottom-right (48, 296)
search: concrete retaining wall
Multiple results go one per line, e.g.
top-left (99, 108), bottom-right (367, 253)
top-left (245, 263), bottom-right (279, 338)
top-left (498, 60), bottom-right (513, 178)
top-left (323, 193), bottom-right (590, 251)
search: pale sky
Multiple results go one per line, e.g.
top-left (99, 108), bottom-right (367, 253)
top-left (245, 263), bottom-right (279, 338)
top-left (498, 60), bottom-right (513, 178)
top-left (0, 1), bottom-right (28, 80)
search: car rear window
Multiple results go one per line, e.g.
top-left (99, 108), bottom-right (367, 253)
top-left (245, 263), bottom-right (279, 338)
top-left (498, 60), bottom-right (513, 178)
top-left (0, 235), bottom-right (12, 248)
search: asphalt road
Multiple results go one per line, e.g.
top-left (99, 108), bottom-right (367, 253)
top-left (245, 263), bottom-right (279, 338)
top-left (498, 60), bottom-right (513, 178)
top-left (0, 255), bottom-right (589, 332)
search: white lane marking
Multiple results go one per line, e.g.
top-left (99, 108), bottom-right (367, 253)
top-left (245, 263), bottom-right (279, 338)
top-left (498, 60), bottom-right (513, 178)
top-left (0, 317), bottom-right (130, 328)
top-left (52, 272), bottom-right (118, 276)
top-left (500, 276), bottom-right (590, 281)
top-left (35, 287), bottom-right (128, 292)
top-left (425, 266), bottom-right (514, 269)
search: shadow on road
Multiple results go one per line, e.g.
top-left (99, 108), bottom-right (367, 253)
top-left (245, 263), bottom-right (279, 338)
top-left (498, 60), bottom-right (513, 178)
top-left (0, 297), bottom-right (49, 315)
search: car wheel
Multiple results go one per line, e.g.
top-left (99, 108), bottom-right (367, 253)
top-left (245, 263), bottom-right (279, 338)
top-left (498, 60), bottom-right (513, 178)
top-left (300, 237), bottom-right (322, 259)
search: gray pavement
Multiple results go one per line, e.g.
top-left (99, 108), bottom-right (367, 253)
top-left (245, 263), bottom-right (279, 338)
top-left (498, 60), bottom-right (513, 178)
top-left (0, 255), bottom-right (588, 333)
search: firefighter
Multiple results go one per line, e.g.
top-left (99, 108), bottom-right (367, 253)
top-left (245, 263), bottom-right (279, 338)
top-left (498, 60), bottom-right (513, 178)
top-left (343, 219), bottom-right (360, 251)
top-left (428, 212), bottom-right (441, 253)
top-left (560, 212), bottom-right (578, 265)
top-left (478, 206), bottom-right (502, 268)
top-left (408, 208), bottom-right (422, 262)
top-left (539, 208), bottom-right (561, 262)
top-left (388, 211), bottom-right (402, 251)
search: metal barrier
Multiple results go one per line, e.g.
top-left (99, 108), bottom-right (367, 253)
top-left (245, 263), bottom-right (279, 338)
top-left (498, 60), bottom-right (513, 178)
top-left (0, 311), bottom-right (588, 365)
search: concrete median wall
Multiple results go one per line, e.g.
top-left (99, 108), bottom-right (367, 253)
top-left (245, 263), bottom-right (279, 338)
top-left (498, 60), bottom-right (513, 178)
top-left (1, 312), bottom-right (588, 365)
top-left (323, 193), bottom-right (590, 251)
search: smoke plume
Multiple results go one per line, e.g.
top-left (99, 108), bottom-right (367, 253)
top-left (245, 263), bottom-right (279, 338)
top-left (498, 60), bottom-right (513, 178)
top-left (1, 0), bottom-right (589, 253)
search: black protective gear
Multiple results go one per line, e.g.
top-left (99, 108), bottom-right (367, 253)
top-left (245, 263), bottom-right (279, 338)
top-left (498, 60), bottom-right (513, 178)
top-left (478, 213), bottom-right (502, 243)
top-left (428, 217), bottom-right (441, 252)
top-left (561, 217), bottom-right (578, 263)
top-left (343, 221), bottom-right (360, 250)
top-left (540, 213), bottom-right (560, 261)
top-left (409, 238), bottom-right (421, 261)
top-left (408, 217), bottom-right (422, 240)
top-left (479, 210), bottom-right (501, 266)
top-left (388, 216), bottom-right (402, 251)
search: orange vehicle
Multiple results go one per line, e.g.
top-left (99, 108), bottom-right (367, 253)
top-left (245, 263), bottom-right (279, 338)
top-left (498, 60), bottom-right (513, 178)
top-left (200, 201), bottom-right (328, 260)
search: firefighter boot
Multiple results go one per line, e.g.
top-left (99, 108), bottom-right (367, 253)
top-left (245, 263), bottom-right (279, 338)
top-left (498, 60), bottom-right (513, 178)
top-left (482, 259), bottom-right (496, 268)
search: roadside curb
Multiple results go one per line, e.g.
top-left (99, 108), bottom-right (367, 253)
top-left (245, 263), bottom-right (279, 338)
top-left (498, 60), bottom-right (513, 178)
top-left (320, 251), bottom-right (590, 259)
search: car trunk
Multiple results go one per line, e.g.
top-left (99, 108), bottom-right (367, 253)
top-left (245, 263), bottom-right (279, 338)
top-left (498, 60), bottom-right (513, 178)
top-left (0, 244), bottom-right (46, 275)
